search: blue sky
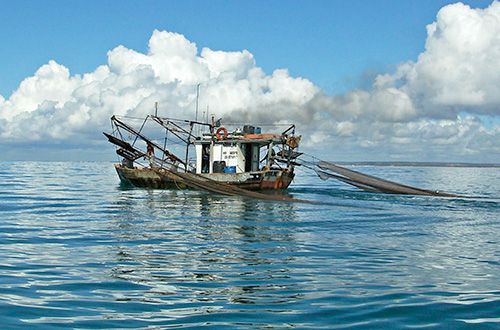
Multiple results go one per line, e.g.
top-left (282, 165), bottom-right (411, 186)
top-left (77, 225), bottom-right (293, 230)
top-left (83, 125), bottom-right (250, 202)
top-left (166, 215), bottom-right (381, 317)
top-left (0, 0), bottom-right (492, 96)
top-left (0, 0), bottom-right (498, 163)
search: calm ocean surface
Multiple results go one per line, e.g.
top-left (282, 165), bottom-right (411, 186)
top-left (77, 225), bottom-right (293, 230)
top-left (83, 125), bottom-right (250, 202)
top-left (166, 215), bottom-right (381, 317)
top-left (0, 161), bottom-right (498, 329)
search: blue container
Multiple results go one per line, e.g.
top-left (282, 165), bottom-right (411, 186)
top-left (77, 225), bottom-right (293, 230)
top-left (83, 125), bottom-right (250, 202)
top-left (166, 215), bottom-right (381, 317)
top-left (254, 127), bottom-right (262, 134)
top-left (224, 166), bottom-right (236, 173)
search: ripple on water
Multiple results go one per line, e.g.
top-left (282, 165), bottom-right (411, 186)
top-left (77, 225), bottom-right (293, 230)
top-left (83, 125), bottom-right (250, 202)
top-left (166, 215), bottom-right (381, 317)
top-left (0, 162), bottom-right (498, 328)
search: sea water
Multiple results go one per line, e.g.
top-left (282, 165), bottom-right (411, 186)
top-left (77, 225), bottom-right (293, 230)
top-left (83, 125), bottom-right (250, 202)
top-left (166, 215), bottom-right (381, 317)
top-left (0, 161), bottom-right (498, 329)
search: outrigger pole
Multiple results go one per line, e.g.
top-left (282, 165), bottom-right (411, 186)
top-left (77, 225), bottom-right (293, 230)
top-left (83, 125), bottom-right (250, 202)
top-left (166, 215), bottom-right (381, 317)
top-left (110, 115), bottom-right (185, 167)
top-left (149, 115), bottom-right (213, 172)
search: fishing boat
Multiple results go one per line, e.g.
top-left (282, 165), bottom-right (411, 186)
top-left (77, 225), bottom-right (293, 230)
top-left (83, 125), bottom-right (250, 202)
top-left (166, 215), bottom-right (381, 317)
top-left (104, 115), bottom-right (302, 191)
top-left (104, 111), bottom-right (457, 198)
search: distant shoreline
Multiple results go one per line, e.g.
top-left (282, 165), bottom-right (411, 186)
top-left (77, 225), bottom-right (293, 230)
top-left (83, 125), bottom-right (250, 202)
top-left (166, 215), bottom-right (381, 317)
top-left (338, 161), bottom-right (500, 168)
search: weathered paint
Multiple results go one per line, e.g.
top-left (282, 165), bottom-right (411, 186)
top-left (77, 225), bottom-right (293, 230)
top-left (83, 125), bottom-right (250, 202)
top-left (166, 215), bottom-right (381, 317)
top-left (115, 164), bottom-right (294, 191)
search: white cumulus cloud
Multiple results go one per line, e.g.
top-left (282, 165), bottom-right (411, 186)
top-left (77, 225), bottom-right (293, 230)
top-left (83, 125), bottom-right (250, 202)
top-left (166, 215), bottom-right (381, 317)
top-left (0, 29), bottom-right (318, 144)
top-left (301, 1), bottom-right (500, 161)
top-left (0, 2), bottom-right (499, 163)
top-left (376, 1), bottom-right (500, 116)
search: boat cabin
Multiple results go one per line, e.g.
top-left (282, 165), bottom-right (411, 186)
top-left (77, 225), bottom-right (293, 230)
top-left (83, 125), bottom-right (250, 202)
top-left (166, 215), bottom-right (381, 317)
top-left (194, 126), bottom-right (282, 175)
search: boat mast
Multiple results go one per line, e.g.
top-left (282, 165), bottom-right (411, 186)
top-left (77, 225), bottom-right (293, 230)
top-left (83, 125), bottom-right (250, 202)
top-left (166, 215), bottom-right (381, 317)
top-left (195, 83), bottom-right (200, 123)
top-left (185, 122), bottom-right (194, 172)
top-left (184, 85), bottom-right (201, 173)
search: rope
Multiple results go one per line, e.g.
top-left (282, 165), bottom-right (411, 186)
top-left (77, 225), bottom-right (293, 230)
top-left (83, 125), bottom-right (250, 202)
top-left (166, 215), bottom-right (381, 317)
top-left (154, 168), bottom-right (318, 204)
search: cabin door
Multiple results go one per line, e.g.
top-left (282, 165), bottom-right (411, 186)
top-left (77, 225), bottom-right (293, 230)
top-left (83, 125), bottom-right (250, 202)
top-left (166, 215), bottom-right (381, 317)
top-left (244, 144), bottom-right (260, 172)
top-left (244, 144), bottom-right (252, 172)
top-left (201, 144), bottom-right (210, 173)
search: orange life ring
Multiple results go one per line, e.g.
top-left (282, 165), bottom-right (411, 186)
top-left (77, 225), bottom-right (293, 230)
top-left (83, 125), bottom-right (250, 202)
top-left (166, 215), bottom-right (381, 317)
top-left (216, 127), bottom-right (228, 141)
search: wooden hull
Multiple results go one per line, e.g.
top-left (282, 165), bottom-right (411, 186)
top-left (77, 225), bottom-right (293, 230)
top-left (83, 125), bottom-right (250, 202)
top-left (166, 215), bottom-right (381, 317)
top-left (114, 164), bottom-right (294, 190)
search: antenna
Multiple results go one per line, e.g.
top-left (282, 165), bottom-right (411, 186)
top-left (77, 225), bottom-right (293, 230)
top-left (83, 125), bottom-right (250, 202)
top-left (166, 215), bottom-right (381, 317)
top-left (155, 101), bottom-right (158, 117)
top-left (195, 83), bottom-right (200, 122)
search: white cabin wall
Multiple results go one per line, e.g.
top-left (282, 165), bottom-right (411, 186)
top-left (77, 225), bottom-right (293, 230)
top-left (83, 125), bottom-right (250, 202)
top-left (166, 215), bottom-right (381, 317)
top-left (199, 142), bottom-right (271, 174)
top-left (208, 143), bottom-right (246, 173)
top-left (220, 144), bottom-right (245, 173)
top-left (212, 144), bottom-right (224, 163)
top-left (195, 144), bottom-right (202, 174)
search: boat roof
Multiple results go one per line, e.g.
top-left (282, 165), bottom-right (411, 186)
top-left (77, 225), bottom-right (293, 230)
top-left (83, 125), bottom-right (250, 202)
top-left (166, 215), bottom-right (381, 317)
top-left (194, 133), bottom-right (284, 145)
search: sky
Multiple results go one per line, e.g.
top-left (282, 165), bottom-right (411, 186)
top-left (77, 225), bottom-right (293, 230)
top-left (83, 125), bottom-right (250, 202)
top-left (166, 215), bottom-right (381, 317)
top-left (0, 0), bottom-right (499, 163)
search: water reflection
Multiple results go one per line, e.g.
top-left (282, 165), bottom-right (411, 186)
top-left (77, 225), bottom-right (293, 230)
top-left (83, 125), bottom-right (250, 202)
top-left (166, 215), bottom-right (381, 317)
top-left (108, 189), bottom-right (303, 313)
